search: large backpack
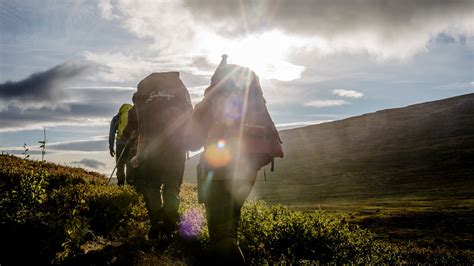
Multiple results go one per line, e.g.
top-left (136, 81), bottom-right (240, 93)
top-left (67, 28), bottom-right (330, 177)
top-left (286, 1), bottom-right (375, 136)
top-left (199, 55), bottom-right (283, 171)
top-left (116, 103), bottom-right (132, 140)
top-left (134, 72), bottom-right (193, 155)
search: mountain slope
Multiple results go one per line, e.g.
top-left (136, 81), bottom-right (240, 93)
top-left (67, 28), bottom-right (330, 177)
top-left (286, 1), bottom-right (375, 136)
top-left (185, 93), bottom-right (474, 205)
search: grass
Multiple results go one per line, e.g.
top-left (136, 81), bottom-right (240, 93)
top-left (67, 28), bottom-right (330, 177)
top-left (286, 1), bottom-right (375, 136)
top-left (287, 196), bottom-right (474, 263)
top-left (2, 154), bottom-right (473, 264)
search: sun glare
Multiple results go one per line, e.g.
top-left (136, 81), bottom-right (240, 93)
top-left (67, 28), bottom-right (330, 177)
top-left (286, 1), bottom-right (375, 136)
top-left (203, 31), bottom-right (306, 81)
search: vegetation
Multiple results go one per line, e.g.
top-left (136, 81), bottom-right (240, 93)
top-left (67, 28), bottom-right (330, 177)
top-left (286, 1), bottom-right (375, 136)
top-left (0, 155), bottom-right (148, 264)
top-left (1, 154), bottom-right (472, 264)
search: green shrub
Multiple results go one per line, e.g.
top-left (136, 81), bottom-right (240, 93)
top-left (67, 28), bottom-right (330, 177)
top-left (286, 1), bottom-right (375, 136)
top-left (239, 201), bottom-right (400, 264)
top-left (3, 155), bottom-right (467, 264)
top-left (0, 155), bottom-right (148, 264)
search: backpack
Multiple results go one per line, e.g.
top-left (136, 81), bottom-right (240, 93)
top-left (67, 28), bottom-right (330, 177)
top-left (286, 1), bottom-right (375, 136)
top-left (200, 55), bottom-right (283, 171)
top-left (133, 72), bottom-right (193, 155)
top-left (116, 103), bottom-right (132, 140)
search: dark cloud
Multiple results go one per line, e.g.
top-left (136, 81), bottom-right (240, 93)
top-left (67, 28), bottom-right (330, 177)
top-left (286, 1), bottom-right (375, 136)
top-left (71, 158), bottom-right (106, 169)
top-left (184, 0), bottom-right (473, 38)
top-left (0, 62), bottom-right (88, 103)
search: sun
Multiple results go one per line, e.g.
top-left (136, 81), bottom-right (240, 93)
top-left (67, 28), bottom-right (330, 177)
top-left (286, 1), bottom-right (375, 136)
top-left (203, 31), bottom-right (306, 81)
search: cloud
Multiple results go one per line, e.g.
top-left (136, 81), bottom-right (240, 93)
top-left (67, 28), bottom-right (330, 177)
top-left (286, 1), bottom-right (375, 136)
top-left (0, 88), bottom-right (133, 132)
top-left (0, 62), bottom-right (89, 108)
top-left (94, 1), bottom-right (306, 81)
top-left (98, 0), bottom-right (119, 21)
top-left (276, 120), bottom-right (332, 130)
top-left (48, 137), bottom-right (108, 152)
top-left (92, 0), bottom-right (473, 90)
top-left (332, 89), bottom-right (363, 98)
top-left (69, 86), bottom-right (136, 91)
top-left (304, 100), bottom-right (349, 108)
top-left (83, 51), bottom-right (213, 85)
top-left (97, 0), bottom-right (196, 53)
top-left (188, 85), bottom-right (208, 104)
top-left (183, 0), bottom-right (474, 60)
top-left (71, 158), bottom-right (106, 169)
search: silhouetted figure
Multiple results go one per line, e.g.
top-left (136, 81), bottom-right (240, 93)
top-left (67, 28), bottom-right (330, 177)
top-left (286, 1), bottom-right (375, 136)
top-left (131, 72), bottom-right (192, 239)
top-left (186, 55), bottom-right (283, 264)
top-left (109, 103), bottom-right (133, 186)
top-left (122, 104), bottom-right (139, 187)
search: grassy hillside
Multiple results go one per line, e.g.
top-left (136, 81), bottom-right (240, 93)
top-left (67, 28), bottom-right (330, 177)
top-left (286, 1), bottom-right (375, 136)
top-left (4, 155), bottom-right (471, 264)
top-left (0, 155), bottom-right (414, 264)
top-left (185, 94), bottom-right (474, 204)
top-left (253, 93), bottom-right (474, 204)
top-left (183, 94), bottom-right (474, 259)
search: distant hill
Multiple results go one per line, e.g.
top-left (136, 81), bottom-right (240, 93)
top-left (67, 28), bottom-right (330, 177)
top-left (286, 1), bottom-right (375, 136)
top-left (184, 93), bottom-right (474, 205)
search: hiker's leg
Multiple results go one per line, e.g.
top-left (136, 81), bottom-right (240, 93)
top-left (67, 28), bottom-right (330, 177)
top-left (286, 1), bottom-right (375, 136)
top-left (115, 143), bottom-right (126, 186)
top-left (145, 184), bottom-right (163, 238)
top-left (206, 169), bottom-right (256, 265)
top-left (161, 157), bottom-right (185, 235)
top-left (149, 161), bottom-right (166, 238)
top-left (137, 181), bottom-right (163, 224)
top-left (206, 179), bottom-right (244, 265)
top-left (136, 158), bottom-right (163, 239)
top-left (125, 160), bottom-right (134, 186)
top-left (127, 142), bottom-right (138, 188)
top-left (231, 173), bottom-right (256, 238)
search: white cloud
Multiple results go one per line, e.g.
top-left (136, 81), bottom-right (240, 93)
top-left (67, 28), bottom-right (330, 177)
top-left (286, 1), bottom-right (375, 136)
top-left (304, 100), bottom-right (349, 108)
top-left (98, 0), bottom-right (119, 21)
top-left (188, 85), bottom-right (207, 104)
top-left (332, 89), bottom-right (364, 98)
top-left (276, 120), bottom-right (332, 130)
top-left (97, 0), bottom-right (196, 53)
top-left (83, 51), bottom-right (165, 83)
top-left (0, 118), bottom-right (109, 133)
top-left (69, 86), bottom-right (136, 91)
top-left (94, 1), bottom-right (305, 82)
top-left (83, 51), bottom-right (214, 83)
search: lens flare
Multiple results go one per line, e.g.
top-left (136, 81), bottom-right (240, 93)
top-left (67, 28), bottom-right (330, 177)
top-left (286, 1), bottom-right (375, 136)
top-left (217, 139), bottom-right (226, 148)
top-left (221, 93), bottom-right (244, 122)
top-left (204, 141), bottom-right (232, 168)
top-left (179, 207), bottom-right (205, 239)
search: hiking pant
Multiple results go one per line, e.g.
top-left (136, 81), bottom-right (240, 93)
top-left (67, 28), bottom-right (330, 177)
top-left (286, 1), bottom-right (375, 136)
top-left (116, 142), bottom-right (133, 186)
top-left (204, 168), bottom-right (257, 265)
top-left (135, 152), bottom-right (185, 235)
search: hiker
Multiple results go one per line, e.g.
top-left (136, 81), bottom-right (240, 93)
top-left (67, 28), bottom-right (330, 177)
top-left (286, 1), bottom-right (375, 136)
top-left (122, 103), bottom-right (139, 187)
top-left (130, 72), bottom-right (193, 239)
top-left (186, 55), bottom-right (283, 264)
top-left (109, 103), bottom-right (134, 186)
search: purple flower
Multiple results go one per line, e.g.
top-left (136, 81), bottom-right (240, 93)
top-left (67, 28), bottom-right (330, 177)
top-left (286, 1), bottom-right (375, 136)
top-left (179, 208), bottom-right (205, 239)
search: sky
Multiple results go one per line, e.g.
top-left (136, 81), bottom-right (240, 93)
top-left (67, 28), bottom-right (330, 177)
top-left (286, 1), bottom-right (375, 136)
top-left (0, 0), bottom-right (473, 174)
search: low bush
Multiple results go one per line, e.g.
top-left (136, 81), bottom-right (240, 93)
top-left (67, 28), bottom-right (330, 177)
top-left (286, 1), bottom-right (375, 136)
top-left (0, 155), bottom-right (148, 264)
top-left (173, 188), bottom-right (401, 264)
top-left (2, 155), bottom-right (469, 264)
top-left (239, 201), bottom-right (400, 264)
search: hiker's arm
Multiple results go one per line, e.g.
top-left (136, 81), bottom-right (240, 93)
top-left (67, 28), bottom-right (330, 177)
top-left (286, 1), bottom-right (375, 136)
top-left (108, 115), bottom-right (118, 156)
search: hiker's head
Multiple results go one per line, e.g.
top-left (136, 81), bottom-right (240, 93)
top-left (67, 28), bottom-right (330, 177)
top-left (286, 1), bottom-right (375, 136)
top-left (132, 93), bottom-right (137, 104)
